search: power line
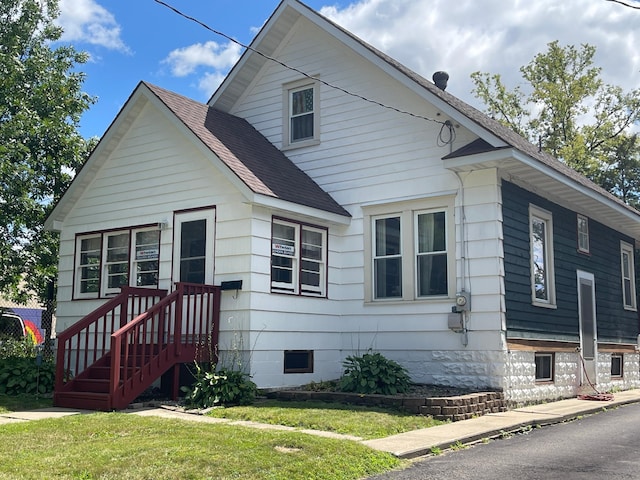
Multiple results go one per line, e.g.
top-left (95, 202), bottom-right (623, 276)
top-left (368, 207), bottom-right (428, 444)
top-left (605, 0), bottom-right (640, 9)
top-left (153, 0), bottom-right (448, 126)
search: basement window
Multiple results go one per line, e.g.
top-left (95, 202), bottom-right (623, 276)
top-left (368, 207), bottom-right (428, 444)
top-left (534, 353), bottom-right (554, 382)
top-left (284, 350), bottom-right (314, 373)
top-left (611, 354), bottom-right (623, 378)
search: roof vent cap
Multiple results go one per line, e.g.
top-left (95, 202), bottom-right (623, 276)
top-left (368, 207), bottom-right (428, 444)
top-left (432, 71), bottom-right (449, 91)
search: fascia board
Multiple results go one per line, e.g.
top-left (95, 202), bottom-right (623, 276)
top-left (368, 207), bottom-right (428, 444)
top-left (251, 193), bottom-right (351, 226)
top-left (44, 84), bottom-right (150, 231)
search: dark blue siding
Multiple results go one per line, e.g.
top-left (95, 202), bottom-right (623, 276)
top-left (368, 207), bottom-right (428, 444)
top-left (502, 181), bottom-right (639, 343)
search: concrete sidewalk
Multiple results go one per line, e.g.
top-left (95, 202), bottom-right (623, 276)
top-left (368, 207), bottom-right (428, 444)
top-left (363, 388), bottom-right (640, 458)
top-left (2, 389), bottom-right (640, 459)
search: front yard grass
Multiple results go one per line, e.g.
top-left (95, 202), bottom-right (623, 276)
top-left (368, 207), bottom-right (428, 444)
top-left (0, 394), bottom-right (52, 413)
top-left (0, 413), bottom-right (403, 479)
top-left (206, 399), bottom-right (446, 439)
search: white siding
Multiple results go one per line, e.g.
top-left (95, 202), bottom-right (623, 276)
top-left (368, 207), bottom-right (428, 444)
top-left (56, 102), bottom-right (253, 343)
top-left (225, 18), bottom-right (506, 389)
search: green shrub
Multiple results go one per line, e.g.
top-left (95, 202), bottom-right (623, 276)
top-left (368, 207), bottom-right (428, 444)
top-left (0, 357), bottom-right (55, 395)
top-left (0, 337), bottom-right (37, 359)
top-left (339, 351), bottom-right (412, 395)
top-left (182, 363), bottom-right (258, 408)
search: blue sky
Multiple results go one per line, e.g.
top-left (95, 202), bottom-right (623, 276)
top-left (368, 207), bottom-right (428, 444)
top-left (56, 0), bottom-right (640, 139)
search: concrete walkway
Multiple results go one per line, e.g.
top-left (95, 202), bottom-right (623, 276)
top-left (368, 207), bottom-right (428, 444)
top-left (2, 389), bottom-right (640, 459)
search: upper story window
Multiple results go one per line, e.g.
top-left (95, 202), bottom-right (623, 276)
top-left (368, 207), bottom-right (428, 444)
top-left (365, 196), bottom-right (454, 302)
top-left (283, 79), bottom-right (319, 149)
top-left (75, 226), bottom-right (160, 299)
top-left (621, 241), bottom-right (636, 310)
top-left (577, 214), bottom-right (589, 254)
top-left (529, 205), bottom-right (556, 307)
top-left (271, 218), bottom-right (327, 297)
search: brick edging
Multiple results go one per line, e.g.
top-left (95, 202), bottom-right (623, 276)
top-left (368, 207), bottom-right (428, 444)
top-left (266, 390), bottom-right (506, 421)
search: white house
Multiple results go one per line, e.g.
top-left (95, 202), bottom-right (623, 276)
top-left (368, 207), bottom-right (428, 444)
top-left (46, 0), bottom-right (640, 409)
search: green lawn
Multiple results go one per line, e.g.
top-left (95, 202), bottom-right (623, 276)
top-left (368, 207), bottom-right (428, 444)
top-left (0, 413), bottom-right (403, 479)
top-left (206, 399), bottom-right (445, 439)
top-left (0, 394), bottom-right (52, 413)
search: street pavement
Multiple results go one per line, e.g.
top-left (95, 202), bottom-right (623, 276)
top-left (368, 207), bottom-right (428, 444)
top-left (2, 389), bottom-right (640, 459)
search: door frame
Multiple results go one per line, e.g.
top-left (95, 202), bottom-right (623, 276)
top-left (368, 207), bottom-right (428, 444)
top-left (577, 270), bottom-right (597, 386)
top-left (172, 208), bottom-right (216, 285)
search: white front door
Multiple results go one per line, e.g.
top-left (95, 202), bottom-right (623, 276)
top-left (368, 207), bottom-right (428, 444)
top-left (173, 209), bottom-right (215, 285)
top-left (577, 270), bottom-right (597, 387)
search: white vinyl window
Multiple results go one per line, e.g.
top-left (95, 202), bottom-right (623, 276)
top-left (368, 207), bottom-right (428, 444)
top-left (416, 210), bottom-right (448, 297)
top-left (577, 214), bottom-right (589, 254)
top-left (283, 79), bottom-right (319, 148)
top-left (621, 241), bottom-right (636, 310)
top-left (75, 227), bottom-right (160, 299)
top-left (530, 205), bottom-right (556, 307)
top-left (365, 196), bottom-right (454, 302)
top-left (271, 218), bottom-right (327, 297)
top-left (373, 215), bottom-right (402, 299)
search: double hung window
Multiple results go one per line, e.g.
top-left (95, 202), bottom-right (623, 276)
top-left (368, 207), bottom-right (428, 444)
top-left (283, 79), bottom-right (319, 148)
top-left (621, 241), bottom-right (636, 310)
top-left (366, 197), bottom-right (453, 302)
top-left (271, 218), bottom-right (327, 297)
top-left (529, 205), bottom-right (556, 307)
top-left (75, 226), bottom-right (160, 298)
top-left (577, 214), bottom-right (589, 253)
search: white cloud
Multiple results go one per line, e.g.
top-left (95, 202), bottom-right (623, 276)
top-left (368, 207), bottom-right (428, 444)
top-left (162, 41), bottom-right (242, 78)
top-left (319, 0), bottom-right (640, 109)
top-left (57, 0), bottom-right (129, 53)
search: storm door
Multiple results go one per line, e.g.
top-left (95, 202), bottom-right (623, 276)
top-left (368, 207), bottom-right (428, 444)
top-left (173, 209), bottom-right (215, 285)
top-left (577, 270), bottom-right (597, 386)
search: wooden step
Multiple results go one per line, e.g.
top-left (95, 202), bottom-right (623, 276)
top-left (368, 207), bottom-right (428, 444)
top-left (54, 391), bottom-right (112, 411)
top-left (71, 378), bottom-right (110, 393)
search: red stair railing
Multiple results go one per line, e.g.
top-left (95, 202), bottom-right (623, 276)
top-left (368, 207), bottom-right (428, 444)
top-left (55, 287), bottom-right (168, 394)
top-left (54, 283), bottom-right (220, 410)
top-left (110, 282), bottom-right (220, 409)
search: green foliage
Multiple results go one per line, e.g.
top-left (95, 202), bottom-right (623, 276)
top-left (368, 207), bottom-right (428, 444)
top-left (0, 336), bottom-right (37, 359)
top-left (471, 41), bottom-right (640, 206)
top-left (0, 0), bottom-right (96, 302)
top-left (339, 351), bottom-right (412, 395)
top-left (0, 356), bottom-right (55, 395)
top-left (181, 362), bottom-right (258, 408)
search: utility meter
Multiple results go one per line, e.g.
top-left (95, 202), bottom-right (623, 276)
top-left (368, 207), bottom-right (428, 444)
top-left (454, 292), bottom-right (470, 312)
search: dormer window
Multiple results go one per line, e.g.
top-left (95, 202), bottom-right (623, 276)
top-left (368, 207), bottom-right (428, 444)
top-left (283, 78), bottom-right (319, 149)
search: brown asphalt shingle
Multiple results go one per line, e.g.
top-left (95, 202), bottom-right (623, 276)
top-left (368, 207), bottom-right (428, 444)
top-left (146, 82), bottom-right (350, 218)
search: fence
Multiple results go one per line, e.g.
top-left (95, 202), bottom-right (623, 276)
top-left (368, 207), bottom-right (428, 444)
top-left (0, 294), bottom-right (55, 358)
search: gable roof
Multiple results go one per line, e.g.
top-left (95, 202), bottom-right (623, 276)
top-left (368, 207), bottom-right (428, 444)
top-left (210, 0), bottom-right (640, 241)
top-left (45, 81), bottom-right (350, 230)
top-left (145, 83), bottom-right (350, 218)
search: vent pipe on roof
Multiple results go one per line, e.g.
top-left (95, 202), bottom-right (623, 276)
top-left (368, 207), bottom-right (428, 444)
top-left (433, 71), bottom-right (449, 91)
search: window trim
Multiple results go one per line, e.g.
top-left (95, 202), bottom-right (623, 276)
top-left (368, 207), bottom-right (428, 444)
top-left (577, 214), bottom-right (589, 254)
top-left (620, 241), bottom-right (636, 311)
top-left (74, 224), bottom-right (161, 299)
top-left (529, 205), bottom-right (556, 308)
top-left (611, 353), bottom-right (623, 378)
top-left (283, 350), bottom-right (314, 374)
top-left (364, 195), bottom-right (455, 303)
top-left (270, 217), bottom-right (327, 297)
top-left (282, 78), bottom-right (320, 150)
top-left (534, 352), bottom-right (554, 382)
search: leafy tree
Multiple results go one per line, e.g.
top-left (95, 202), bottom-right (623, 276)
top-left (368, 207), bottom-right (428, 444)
top-left (0, 0), bottom-right (95, 302)
top-left (471, 41), bottom-right (640, 195)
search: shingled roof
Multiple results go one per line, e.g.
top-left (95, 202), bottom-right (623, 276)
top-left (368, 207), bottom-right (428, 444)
top-left (294, 1), bottom-right (639, 218)
top-left (145, 82), bottom-right (349, 218)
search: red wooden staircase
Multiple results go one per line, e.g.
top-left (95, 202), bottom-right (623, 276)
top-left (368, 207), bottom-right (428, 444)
top-left (54, 283), bottom-right (220, 411)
